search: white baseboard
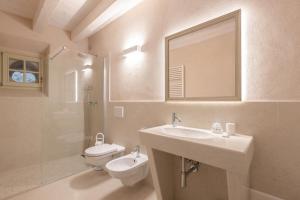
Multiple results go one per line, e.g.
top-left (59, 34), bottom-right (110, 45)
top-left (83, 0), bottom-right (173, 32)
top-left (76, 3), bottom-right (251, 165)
top-left (251, 189), bottom-right (284, 200)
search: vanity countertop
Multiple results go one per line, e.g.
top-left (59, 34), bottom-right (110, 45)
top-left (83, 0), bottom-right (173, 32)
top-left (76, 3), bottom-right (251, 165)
top-left (139, 124), bottom-right (254, 174)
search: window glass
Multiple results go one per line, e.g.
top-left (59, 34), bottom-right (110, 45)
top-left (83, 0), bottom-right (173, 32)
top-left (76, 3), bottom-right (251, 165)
top-left (26, 61), bottom-right (39, 72)
top-left (9, 58), bottom-right (24, 70)
top-left (9, 71), bottom-right (24, 83)
top-left (25, 73), bottom-right (39, 83)
top-left (5, 54), bottom-right (41, 86)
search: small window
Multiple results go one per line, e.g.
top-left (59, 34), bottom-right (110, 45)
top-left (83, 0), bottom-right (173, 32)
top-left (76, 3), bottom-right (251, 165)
top-left (2, 53), bottom-right (42, 88)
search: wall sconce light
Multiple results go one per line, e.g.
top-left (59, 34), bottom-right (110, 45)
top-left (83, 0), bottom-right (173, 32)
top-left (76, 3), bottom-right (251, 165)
top-left (122, 45), bottom-right (142, 58)
top-left (82, 65), bottom-right (92, 72)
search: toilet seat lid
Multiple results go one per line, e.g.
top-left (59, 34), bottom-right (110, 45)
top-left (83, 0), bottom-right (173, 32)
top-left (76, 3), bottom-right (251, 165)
top-left (85, 144), bottom-right (117, 156)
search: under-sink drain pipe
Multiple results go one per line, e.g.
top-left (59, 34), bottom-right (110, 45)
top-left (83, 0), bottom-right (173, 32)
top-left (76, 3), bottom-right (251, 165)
top-left (181, 157), bottom-right (201, 188)
top-left (181, 157), bottom-right (187, 187)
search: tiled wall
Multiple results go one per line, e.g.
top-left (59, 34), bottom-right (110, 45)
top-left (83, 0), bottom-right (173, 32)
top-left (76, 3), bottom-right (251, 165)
top-left (104, 102), bottom-right (299, 199)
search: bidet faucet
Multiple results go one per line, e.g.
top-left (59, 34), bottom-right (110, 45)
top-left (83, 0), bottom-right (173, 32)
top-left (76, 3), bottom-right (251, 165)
top-left (172, 112), bottom-right (182, 127)
top-left (133, 145), bottom-right (140, 158)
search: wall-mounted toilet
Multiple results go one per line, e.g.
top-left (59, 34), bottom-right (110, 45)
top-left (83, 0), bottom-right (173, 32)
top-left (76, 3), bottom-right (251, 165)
top-left (105, 150), bottom-right (149, 186)
top-left (83, 133), bottom-right (125, 170)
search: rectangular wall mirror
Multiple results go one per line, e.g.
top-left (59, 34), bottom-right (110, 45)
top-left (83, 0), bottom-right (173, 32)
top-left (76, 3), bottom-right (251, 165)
top-left (165, 10), bottom-right (241, 101)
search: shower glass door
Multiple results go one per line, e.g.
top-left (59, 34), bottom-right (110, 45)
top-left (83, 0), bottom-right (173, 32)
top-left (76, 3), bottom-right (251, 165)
top-left (41, 50), bottom-right (91, 184)
top-left (0, 49), bottom-right (102, 200)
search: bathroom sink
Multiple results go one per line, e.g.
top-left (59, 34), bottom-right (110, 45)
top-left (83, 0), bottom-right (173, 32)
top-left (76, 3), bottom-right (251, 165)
top-left (139, 124), bottom-right (254, 173)
top-left (160, 125), bottom-right (214, 139)
top-left (139, 124), bottom-right (254, 200)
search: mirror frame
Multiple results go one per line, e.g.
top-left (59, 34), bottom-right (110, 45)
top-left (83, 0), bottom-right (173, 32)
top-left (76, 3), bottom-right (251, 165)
top-left (165, 10), bottom-right (241, 101)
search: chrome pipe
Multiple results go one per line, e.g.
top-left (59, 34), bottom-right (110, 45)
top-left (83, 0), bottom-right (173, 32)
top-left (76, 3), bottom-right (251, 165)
top-left (49, 46), bottom-right (67, 60)
top-left (180, 157), bottom-right (200, 188)
top-left (49, 46), bottom-right (98, 60)
top-left (181, 157), bottom-right (186, 188)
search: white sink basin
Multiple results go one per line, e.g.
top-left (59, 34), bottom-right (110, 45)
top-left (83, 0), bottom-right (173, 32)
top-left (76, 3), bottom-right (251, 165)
top-left (139, 124), bottom-right (254, 172)
top-left (160, 125), bottom-right (214, 139)
top-left (139, 124), bottom-right (254, 200)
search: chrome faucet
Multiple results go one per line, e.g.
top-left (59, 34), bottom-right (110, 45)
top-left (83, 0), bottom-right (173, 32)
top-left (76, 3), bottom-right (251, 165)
top-left (133, 145), bottom-right (140, 158)
top-left (172, 112), bottom-right (182, 127)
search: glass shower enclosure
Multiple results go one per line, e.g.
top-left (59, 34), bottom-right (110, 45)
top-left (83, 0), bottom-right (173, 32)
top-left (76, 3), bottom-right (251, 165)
top-left (0, 49), bottom-right (100, 199)
top-left (42, 50), bottom-right (92, 184)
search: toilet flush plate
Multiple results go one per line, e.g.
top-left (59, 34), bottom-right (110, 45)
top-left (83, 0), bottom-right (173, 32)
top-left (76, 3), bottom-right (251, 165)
top-left (114, 106), bottom-right (124, 118)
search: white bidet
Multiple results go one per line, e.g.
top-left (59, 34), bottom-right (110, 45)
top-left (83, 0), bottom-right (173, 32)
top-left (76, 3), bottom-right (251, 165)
top-left (105, 152), bottom-right (149, 186)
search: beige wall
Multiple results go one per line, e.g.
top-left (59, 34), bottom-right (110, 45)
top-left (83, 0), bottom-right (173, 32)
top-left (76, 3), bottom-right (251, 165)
top-left (0, 97), bottom-right (44, 171)
top-left (90, 0), bottom-right (300, 101)
top-left (89, 0), bottom-right (300, 199)
top-left (0, 11), bottom-right (99, 199)
top-left (0, 10), bottom-right (88, 167)
top-left (170, 32), bottom-right (235, 98)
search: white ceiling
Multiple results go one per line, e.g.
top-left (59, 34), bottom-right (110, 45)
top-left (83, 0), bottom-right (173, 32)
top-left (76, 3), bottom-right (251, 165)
top-left (0, 0), bottom-right (142, 41)
top-left (0, 0), bottom-right (103, 31)
top-left (0, 0), bottom-right (39, 19)
top-left (49, 0), bottom-right (103, 31)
